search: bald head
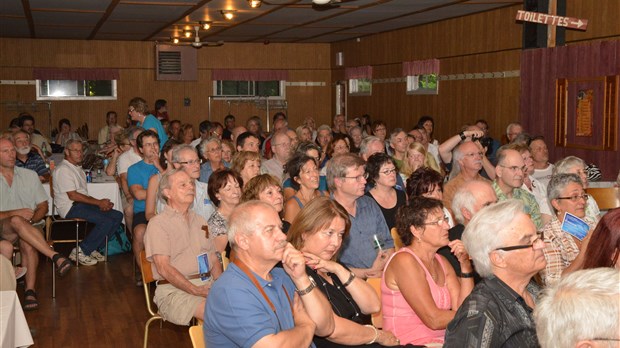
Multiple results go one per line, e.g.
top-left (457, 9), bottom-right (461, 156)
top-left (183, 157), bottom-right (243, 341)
top-left (452, 180), bottom-right (498, 225)
top-left (231, 126), bottom-right (247, 144)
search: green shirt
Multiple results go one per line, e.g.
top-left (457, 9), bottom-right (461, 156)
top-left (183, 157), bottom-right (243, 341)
top-left (492, 180), bottom-right (543, 230)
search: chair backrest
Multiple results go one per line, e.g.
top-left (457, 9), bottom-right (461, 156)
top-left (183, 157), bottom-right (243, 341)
top-left (366, 277), bottom-right (383, 329)
top-left (587, 187), bottom-right (620, 210)
top-left (390, 227), bottom-right (403, 251)
top-left (221, 250), bottom-right (229, 271)
top-left (140, 250), bottom-right (155, 284)
top-left (139, 250), bottom-right (159, 317)
top-left (189, 325), bottom-right (205, 348)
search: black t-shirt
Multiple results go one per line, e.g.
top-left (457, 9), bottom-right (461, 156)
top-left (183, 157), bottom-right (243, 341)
top-left (364, 189), bottom-right (406, 231)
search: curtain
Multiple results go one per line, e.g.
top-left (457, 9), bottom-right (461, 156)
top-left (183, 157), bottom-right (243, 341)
top-left (211, 69), bottom-right (288, 81)
top-left (33, 68), bottom-right (120, 80)
top-left (345, 66), bottom-right (373, 79)
top-left (402, 59), bottom-right (440, 76)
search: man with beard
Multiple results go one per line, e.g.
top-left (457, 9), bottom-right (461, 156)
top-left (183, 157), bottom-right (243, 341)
top-left (492, 147), bottom-right (542, 230)
top-left (144, 169), bottom-right (222, 325)
top-left (442, 141), bottom-right (490, 212)
top-left (1, 136), bottom-right (72, 310)
top-left (13, 130), bottom-right (49, 183)
top-left (204, 200), bottom-right (334, 347)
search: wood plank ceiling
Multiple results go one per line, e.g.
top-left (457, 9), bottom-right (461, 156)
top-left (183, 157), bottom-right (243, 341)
top-left (0, 0), bottom-right (521, 44)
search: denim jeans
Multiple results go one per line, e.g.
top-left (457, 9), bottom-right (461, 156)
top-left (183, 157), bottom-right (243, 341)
top-left (66, 203), bottom-right (123, 255)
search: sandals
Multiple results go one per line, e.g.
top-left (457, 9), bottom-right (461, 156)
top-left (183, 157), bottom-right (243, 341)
top-left (52, 253), bottom-right (72, 277)
top-left (23, 289), bottom-right (39, 311)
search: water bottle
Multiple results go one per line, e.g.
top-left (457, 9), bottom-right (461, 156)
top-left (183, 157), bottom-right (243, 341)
top-left (86, 171), bottom-right (92, 183)
top-left (41, 142), bottom-right (50, 158)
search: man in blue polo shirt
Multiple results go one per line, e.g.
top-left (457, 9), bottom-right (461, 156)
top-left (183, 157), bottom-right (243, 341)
top-left (127, 130), bottom-right (162, 280)
top-left (204, 201), bottom-right (334, 347)
top-left (128, 97), bottom-right (168, 150)
top-left (327, 153), bottom-right (394, 279)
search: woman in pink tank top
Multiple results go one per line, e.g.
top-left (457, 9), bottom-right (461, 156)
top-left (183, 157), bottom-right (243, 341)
top-left (381, 197), bottom-right (474, 345)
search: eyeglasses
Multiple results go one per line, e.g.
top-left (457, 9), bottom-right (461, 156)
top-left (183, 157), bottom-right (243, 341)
top-left (423, 215), bottom-right (449, 226)
top-left (590, 338), bottom-right (620, 342)
top-left (176, 159), bottom-right (202, 166)
top-left (341, 173), bottom-right (368, 182)
top-left (500, 164), bottom-right (527, 173)
top-left (556, 194), bottom-right (588, 202)
top-left (206, 147), bottom-right (222, 153)
top-left (380, 168), bottom-right (397, 176)
top-left (464, 152), bottom-right (484, 158)
top-left (495, 232), bottom-right (544, 252)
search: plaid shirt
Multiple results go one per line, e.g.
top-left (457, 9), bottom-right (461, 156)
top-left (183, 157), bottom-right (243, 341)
top-left (540, 216), bottom-right (595, 287)
top-left (15, 151), bottom-right (49, 178)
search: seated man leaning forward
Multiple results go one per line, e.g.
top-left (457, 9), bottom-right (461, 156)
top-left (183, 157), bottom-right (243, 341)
top-left (144, 168), bottom-right (222, 325)
top-left (444, 199), bottom-right (546, 348)
top-left (204, 200), bottom-right (335, 347)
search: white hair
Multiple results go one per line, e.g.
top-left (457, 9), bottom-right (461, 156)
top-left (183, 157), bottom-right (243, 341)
top-left (451, 185), bottom-right (477, 224)
top-left (462, 199), bottom-right (525, 278)
top-left (227, 200), bottom-right (273, 248)
top-left (534, 268), bottom-right (620, 348)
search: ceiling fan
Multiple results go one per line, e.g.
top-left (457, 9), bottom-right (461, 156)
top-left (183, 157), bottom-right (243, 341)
top-left (312, 0), bottom-right (358, 11)
top-left (178, 26), bottom-right (223, 48)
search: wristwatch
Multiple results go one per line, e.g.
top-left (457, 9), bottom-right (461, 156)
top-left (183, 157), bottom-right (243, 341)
top-left (296, 277), bottom-right (317, 296)
top-left (459, 131), bottom-right (467, 141)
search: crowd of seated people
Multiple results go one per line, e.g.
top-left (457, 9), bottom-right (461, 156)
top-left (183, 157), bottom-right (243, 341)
top-left (3, 104), bottom-right (620, 347)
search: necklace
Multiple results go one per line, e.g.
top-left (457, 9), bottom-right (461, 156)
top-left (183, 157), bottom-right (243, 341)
top-left (311, 269), bottom-right (360, 320)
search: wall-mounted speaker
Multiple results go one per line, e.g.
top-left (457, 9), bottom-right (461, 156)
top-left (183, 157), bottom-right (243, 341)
top-left (336, 52), bottom-right (344, 66)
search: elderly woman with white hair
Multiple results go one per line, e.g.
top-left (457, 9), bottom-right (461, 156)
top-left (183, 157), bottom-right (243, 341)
top-left (534, 268), bottom-right (620, 348)
top-left (539, 173), bottom-right (597, 287)
top-left (198, 136), bottom-right (230, 183)
top-left (553, 156), bottom-right (601, 222)
top-left (444, 199), bottom-right (546, 348)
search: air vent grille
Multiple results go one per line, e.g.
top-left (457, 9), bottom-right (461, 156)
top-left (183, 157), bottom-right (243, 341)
top-left (158, 51), bottom-right (182, 75)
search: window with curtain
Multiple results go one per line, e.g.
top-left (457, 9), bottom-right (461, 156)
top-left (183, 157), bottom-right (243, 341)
top-left (36, 80), bottom-right (117, 100)
top-left (403, 59), bottom-right (440, 95)
top-left (406, 74), bottom-right (438, 95)
top-left (213, 80), bottom-right (285, 99)
top-left (346, 66), bottom-right (373, 96)
top-left (33, 68), bottom-right (119, 101)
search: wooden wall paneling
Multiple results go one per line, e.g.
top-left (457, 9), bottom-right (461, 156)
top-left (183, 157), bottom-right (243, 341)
top-left (565, 0), bottom-right (620, 43)
top-left (0, 38), bottom-right (332, 139)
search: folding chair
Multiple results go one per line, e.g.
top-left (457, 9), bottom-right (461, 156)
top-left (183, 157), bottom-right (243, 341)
top-left (587, 187), bottom-right (620, 211)
top-left (390, 227), bottom-right (403, 251)
top-left (46, 174), bottom-right (93, 298)
top-left (366, 277), bottom-right (383, 329)
top-left (189, 325), bottom-right (205, 348)
top-left (140, 250), bottom-right (163, 348)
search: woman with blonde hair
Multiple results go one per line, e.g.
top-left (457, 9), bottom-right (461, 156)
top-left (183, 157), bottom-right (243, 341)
top-left (230, 150), bottom-right (261, 188)
top-left (400, 143), bottom-right (441, 181)
top-left (220, 139), bottom-right (235, 164)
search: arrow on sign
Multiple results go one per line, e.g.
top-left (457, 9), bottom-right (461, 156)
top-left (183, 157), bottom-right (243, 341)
top-left (516, 10), bottom-right (588, 31)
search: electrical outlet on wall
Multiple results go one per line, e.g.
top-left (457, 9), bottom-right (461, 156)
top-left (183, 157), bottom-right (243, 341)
top-left (184, 98), bottom-right (191, 106)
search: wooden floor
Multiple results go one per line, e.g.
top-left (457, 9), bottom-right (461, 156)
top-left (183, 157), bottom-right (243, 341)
top-left (17, 251), bottom-right (192, 347)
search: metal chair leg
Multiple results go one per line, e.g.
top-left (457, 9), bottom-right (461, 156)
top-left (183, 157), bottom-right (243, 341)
top-left (104, 236), bottom-right (108, 262)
